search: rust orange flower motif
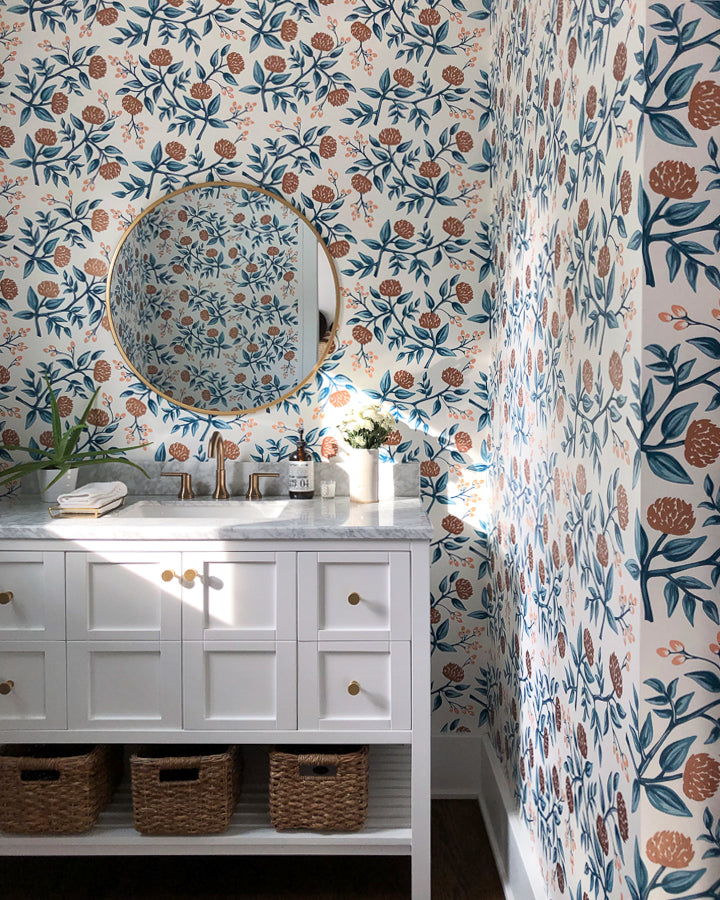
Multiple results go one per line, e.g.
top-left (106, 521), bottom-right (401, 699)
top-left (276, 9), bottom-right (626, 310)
top-left (608, 350), bottom-right (623, 391)
top-left (683, 753), bottom-right (720, 801)
top-left (442, 662), bottom-right (465, 682)
top-left (351, 173), bottom-right (371, 194)
top-left (419, 7), bottom-right (441, 25)
top-left (149, 48), bottom-right (173, 66)
top-left (329, 239), bottom-right (349, 258)
top-left (442, 65), bottom-right (464, 86)
top-left (312, 184), bottom-right (335, 204)
top-left (378, 127), bottom-right (402, 146)
top-left (620, 170), bottom-right (632, 215)
top-left (393, 67), bottom-right (414, 87)
top-left (394, 370), bottom-right (414, 389)
top-left (327, 88), bottom-right (349, 106)
top-left (688, 80), bottom-right (720, 130)
top-left (350, 21), bottom-right (371, 41)
top-left (352, 324), bottom-right (372, 345)
top-left (646, 831), bottom-right (694, 868)
top-left (609, 652), bottom-right (623, 697)
top-left (379, 279), bottom-right (402, 297)
top-left (684, 419), bottom-right (720, 467)
top-left (649, 161), bottom-right (698, 199)
top-left (647, 497), bottom-right (696, 535)
top-left (227, 51), bottom-right (244, 73)
top-left (441, 514), bottom-right (464, 535)
top-left (282, 172), bottom-right (299, 193)
top-left (420, 460), bottom-right (440, 477)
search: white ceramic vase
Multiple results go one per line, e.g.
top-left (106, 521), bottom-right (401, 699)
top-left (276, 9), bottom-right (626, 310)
top-left (37, 468), bottom-right (78, 504)
top-left (347, 449), bottom-right (379, 503)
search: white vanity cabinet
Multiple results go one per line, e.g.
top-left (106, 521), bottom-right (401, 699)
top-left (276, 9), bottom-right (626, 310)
top-left (0, 498), bottom-right (431, 899)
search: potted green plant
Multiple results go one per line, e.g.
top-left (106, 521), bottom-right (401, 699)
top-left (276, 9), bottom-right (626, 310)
top-left (0, 375), bottom-right (149, 499)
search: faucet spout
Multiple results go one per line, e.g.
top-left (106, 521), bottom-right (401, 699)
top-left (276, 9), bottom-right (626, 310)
top-left (208, 431), bottom-right (230, 500)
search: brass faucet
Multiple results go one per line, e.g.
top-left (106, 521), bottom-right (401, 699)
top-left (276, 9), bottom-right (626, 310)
top-left (245, 472), bottom-right (279, 501)
top-left (208, 431), bottom-right (229, 499)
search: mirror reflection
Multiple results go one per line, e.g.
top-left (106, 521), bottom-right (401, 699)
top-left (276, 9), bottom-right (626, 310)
top-left (107, 182), bottom-right (339, 415)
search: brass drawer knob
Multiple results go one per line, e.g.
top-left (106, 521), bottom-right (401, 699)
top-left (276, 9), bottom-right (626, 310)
top-left (161, 570), bottom-right (177, 582)
top-left (347, 680), bottom-right (360, 696)
top-left (0, 680), bottom-right (14, 695)
top-left (0, 591), bottom-right (13, 605)
top-left (347, 592), bottom-right (360, 606)
top-left (183, 569), bottom-right (198, 583)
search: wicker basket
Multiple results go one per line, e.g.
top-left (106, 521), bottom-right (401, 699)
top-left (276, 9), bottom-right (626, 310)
top-left (269, 745), bottom-right (369, 832)
top-left (131, 745), bottom-right (241, 835)
top-left (0, 744), bottom-right (121, 834)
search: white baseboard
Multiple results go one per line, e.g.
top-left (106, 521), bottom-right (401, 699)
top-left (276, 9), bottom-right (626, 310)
top-left (477, 734), bottom-right (545, 900)
top-left (431, 735), bottom-right (485, 798)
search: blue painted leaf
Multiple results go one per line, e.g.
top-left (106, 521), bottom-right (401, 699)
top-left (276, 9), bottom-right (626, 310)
top-left (634, 841), bottom-right (648, 893)
top-left (645, 783), bottom-right (692, 816)
top-left (660, 402), bottom-right (697, 440)
top-left (661, 536), bottom-right (706, 561)
top-left (649, 113), bottom-right (696, 146)
top-left (687, 670), bottom-right (720, 693)
top-left (663, 200), bottom-right (709, 226)
top-left (660, 869), bottom-right (706, 893)
top-left (664, 64), bottom-right (703, 101)
top-left (694, 0), bottom-right (720, 17)
top-left (688, 336), bottom-right (720, 359)
top-left (659, 736), bottom-right (695, 772)
top-left (665, 581), bottom-right (679, 615)
top-left (646, 451), bottom-right (692, 483)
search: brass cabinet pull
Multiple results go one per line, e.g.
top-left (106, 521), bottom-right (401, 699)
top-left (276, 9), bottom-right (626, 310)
top-left (347, 592), bottom-right (360, 606)
top-left (183, 569), bottom-right (198, 583)
top-left (0, 591), bottom-right (13, 605)
top-left (161, 570), bottom-right (177, 582)
top-left (347, 680), bottom-right (360, 696)
top-left (0, 680), bottom-right (14, 695)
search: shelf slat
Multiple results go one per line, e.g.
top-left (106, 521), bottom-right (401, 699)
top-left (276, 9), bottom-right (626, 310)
top-left (0, 746), bottom-right (412, 857)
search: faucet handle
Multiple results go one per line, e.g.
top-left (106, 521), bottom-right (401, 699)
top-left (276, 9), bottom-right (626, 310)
top-left (245, 472), bottom-right (279, 501)
top-left (161, 471), bottom-right (195, 500)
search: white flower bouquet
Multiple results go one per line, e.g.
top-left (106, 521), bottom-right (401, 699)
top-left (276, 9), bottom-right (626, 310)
top-left (338, 403), bottom-right (397, 450)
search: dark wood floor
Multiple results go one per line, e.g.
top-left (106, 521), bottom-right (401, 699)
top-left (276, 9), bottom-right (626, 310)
top-left (0, 801), bottom-right (504, 899)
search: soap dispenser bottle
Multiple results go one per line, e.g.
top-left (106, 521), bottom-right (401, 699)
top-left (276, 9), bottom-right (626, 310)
top-left (288, 426), bottom-right (314, 499)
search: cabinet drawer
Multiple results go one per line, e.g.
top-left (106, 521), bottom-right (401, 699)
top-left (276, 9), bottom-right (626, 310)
top-left (298, 642), bottom-right (410, 731)
top-left (183, 641), bottom-right (296, 730)
top-left (0, 552), bottom-right (65, 640)
top-left (298, 552), bottom-right (410, 641)
top-left (0, 641), bottom-right (67, 729)
top-left (66, 552), bottom-right (182, 640)
top-left (67, 641), bottom-right (182, 730)
top-left (182, 552), bottom-right (296, 641)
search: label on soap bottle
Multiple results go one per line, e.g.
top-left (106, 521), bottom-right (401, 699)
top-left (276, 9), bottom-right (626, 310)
top-left (288, 461), bottom-right (314, 494)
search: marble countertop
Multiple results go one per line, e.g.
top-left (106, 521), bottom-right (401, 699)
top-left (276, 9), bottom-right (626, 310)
top-left (0, 495), bottom-right (433, 541)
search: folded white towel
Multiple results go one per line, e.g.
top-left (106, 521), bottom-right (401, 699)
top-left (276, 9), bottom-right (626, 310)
top-left (57, 481), bottom-right (128, 508)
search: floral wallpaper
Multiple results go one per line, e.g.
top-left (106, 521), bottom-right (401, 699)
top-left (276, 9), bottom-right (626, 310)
top-left (110, 184), bottom-right (307, 412)
top-left (486, 0), bottom-right (720, 895)
top-left (484, 0), bottom-right (644, 895)
top-left (0, 1), bottom-right (490, 733)
top-left (628, 2), bottom-right (720, 897)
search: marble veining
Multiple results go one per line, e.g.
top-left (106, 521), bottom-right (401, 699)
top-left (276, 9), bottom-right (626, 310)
top-left (0, 496), bottom-right (433, 541)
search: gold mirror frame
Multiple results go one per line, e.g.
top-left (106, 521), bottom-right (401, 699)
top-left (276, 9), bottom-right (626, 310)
top-left (105, 180), bottom-right (341, 417)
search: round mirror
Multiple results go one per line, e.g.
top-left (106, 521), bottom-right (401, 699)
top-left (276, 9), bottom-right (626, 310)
top-left (106, 181), bottom-right (340, 415)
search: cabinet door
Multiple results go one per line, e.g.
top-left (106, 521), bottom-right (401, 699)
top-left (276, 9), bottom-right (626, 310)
top-left (0, 551), bottom-right (65, 640)
top-left (298, 641), bottom-right (410, 730)
top-left (66, 552), bottom-right (182, 641)
top-left (0, 641), bottom-right (66, 729)
top-left (67, 641), bottom-right (182, 730)
top-left (182, 552), bottom-right (296, 641)
top-left (183, 641), bottom-right (296, 730)
top-left (298, 552), bottom-right (410, 641)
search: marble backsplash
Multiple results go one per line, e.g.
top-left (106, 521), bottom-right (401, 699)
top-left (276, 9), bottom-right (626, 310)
top-left (17, 460), bottom-right (419, 501)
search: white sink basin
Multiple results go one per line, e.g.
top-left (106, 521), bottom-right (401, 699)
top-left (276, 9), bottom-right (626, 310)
top-left (116, 499), bottom-right (290, 520)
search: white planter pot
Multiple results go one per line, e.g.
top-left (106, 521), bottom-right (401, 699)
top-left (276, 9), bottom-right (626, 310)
top-left (346, 449), bottom-right (379, 503)
top-left (37, 468), bottom-right (78, 504)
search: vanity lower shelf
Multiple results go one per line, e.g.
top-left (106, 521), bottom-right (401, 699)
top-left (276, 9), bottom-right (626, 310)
top-left (0, 745), bottom-right (412, 857)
